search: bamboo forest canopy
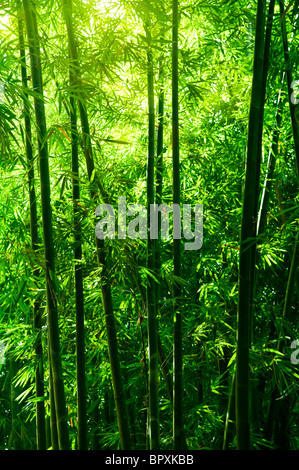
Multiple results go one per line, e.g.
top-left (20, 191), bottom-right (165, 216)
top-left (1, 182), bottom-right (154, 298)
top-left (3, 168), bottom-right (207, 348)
top-left (0, 0), bottom-right (298, 452)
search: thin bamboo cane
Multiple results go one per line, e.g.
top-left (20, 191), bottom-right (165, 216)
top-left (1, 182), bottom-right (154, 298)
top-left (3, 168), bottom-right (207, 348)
top-left (236, 0), bottom-right (265, 450)
top-left (62, 0), bottom-right (131, 450)
top-left (172, 0), bottom-right (185, 450)
top-left (69, 73), bottom-right (88, 449)
top-left (22, 0), bottom-right (69, 450)
top-left (146, 39), bottom-right (159, 450)
top-left (17, 10), bottom-right (46, 450)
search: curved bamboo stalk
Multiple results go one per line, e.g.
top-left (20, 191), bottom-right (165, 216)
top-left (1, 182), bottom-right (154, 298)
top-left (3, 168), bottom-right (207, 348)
top-left (62, 0), bottom-right (131, 450)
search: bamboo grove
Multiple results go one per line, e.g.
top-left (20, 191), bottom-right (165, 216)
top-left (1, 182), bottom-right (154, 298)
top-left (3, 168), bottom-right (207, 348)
top-left (0, 0), bottom-right (298, 451)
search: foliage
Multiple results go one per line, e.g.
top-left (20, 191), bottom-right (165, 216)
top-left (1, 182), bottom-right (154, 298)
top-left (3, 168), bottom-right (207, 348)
top-left (0, 0), bottom-right (298, 450)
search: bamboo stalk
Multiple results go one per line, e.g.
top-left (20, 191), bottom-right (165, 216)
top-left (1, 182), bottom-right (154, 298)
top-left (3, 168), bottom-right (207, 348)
top-left (69, 69), bottom-right (87, 449)
top-left (236, 0), bottom-right (265, 450)
top-left (62, 0), bottom-right (131, 450)
top-left (172, 0), bottom-right (185, 450)
top-left (146, 36), bottom-right (159, 450)
top-left (279, 0), bottom-right (299, 180)
top-left (17, 9), bottom-right (46, 450)
top-left (250, 0), bottom-right (275, 344)
top-left (22, 0), bottom-right (69, 450)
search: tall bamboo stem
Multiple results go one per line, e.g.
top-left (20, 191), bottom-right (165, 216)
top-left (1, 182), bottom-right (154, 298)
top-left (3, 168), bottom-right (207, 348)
top-left (62, 0), bottom-right (131, 449)
top-left (236, 0), bottom-right (265, 450)
top-left (172, 0), bottom-right (185, 450)
top-left (146, 39), bottom-right (159, 450)
top-left (22, 0), bottom-right (69, 450)
top-left (69, 72), bottom-right (88, 449)
top-left (18, 10), bottom-right (46, 450)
